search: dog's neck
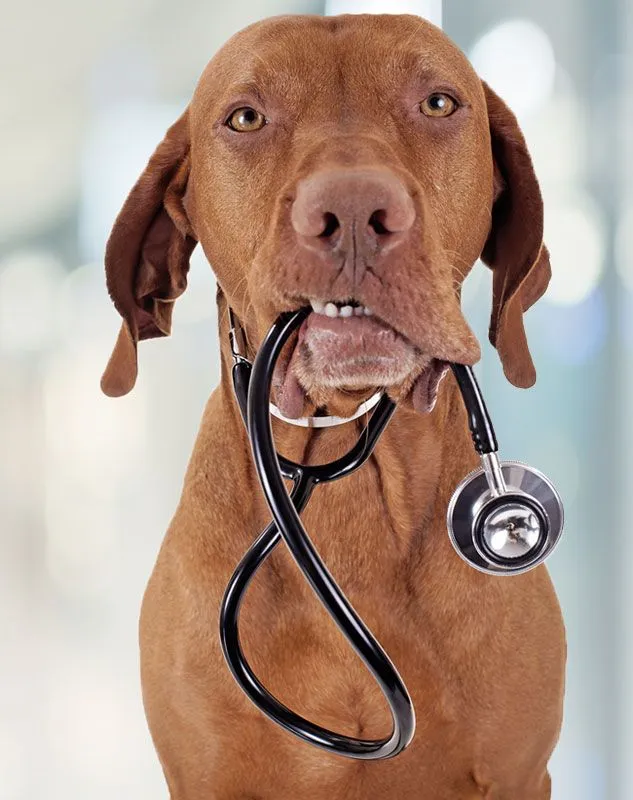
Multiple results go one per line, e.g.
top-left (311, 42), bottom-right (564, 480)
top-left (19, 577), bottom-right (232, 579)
top-left (216, 309), bottom-right (479, 557)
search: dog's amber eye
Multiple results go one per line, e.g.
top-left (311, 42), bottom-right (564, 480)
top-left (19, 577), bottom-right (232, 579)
top-left (226, 107), bottom-right (267, 132)
top-left (420, 93), bottom-right (458, 118)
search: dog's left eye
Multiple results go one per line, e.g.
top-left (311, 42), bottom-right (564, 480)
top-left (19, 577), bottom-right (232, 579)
top-left (420, 93), bottom-right (458, 118)
top-left (226, 107), bottom-right (267, 132)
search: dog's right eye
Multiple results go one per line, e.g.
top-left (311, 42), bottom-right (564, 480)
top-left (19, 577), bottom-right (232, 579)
top-left (420, 93), bottom-right (459, 118)
top-left (226, 107), bottom-right (267, 132)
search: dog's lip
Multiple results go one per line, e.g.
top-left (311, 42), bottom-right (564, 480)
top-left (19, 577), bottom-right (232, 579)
top-left (298, 311), bottom-right (420, 382)
top-left (278, 292), bottom-right (481, 367)
top-left (270, 309), bottom-right (415, 418)
top-left (301, 308), bottom-right (415, 347)
top-left (270, 307), bottom-right (451, 417)
top-left (286, 297), bottom-right (415, 342)
top-left (283, 300), bottom-right (439, 363)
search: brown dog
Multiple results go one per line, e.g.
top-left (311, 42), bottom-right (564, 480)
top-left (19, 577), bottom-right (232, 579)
top-left (101, 13), bottom-right (566, 799)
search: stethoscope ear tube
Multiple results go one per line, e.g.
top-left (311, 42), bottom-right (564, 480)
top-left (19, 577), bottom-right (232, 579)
top-left (231, 360), bottom-right (251, 426)
top-left (449, 364), bottom-right (497, 455)
top-left (229, 307), bottom-right (251, 427)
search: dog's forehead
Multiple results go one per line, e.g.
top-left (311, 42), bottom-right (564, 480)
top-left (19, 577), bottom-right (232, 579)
top-left (194, 14), bottom-right (482, 110)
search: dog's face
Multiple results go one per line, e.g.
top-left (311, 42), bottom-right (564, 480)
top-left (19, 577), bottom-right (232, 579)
top-left (101, 14), bottom-right (551, 416)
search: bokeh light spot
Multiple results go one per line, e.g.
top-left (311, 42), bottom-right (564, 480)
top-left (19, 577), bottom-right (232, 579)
top-left (541, 287), bottom-right (607, 364)
top-left (470, 19), bottom-right (556, 118)
top-left (544, 200), bottom-right (605, 307)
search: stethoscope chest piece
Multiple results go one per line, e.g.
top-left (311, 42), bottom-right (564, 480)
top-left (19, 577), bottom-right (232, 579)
top-left (447, 461), bottom-right (564, 576)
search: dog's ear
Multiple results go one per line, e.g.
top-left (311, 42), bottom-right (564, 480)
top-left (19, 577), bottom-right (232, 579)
top-left (480, 82), bottom-right (551, 389)
top-left (101, 109), bottom-right (197, 397)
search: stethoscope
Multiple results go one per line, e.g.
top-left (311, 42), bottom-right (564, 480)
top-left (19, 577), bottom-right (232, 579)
top-left (220, 306), bottom-right (564, 760)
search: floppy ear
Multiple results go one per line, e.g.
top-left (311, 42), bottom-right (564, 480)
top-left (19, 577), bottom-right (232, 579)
top-left (480, 82), bottom-right (551, 389)
top-left (101, 109), bottom-right (197, 397)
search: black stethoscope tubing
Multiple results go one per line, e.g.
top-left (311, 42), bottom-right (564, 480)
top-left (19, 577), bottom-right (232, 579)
top-left (222, 308), bottom-right (415, 759)
top-left (220, 307), bottom-right (498, 759)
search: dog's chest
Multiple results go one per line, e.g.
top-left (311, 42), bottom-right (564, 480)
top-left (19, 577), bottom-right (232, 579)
top-left (239, 438), bottom-right (464, 741)
top-left (268, 418), bottom-right (444, 574)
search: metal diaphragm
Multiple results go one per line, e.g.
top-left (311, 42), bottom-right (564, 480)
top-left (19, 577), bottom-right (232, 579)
top-left (447, 461), bottom-right (564, 576)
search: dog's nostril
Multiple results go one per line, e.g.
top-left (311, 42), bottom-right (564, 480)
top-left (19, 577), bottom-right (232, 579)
top-left (368, 210), bottom-right (390, 236)
top-left (319, 212), bottom-right (340, 239)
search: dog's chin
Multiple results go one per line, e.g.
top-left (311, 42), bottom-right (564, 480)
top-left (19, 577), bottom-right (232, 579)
top-left (272, 311), bottom-right (449, 419)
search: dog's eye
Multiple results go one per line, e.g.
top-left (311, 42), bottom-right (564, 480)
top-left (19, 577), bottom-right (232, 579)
top-left (226, 107), bottom-right (267, 132)
top-left (420, 93), bottom-right (458, 118)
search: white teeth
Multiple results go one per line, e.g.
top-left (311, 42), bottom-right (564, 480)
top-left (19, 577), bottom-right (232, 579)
top-left (310, 300), bottom-right (371, 318)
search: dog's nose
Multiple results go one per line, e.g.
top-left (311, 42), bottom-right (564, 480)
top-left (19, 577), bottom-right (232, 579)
top-left (291, 169), bottom-right (415, 257)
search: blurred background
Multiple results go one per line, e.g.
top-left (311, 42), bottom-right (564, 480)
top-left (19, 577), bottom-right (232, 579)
top-left (1, 0), bottom-right (630, 796)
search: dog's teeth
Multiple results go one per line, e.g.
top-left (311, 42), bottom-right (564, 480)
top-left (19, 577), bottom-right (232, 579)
top-left (317, 300), bottom-right (369, 318)
top-left (364, 307), bottom-right (373, 316)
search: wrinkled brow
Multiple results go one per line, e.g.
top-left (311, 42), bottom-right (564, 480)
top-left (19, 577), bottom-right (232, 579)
top-left (394, 47), bottom-right (481, 91)
top-left (220, 65), bottom-right (325, 110)
top-left (222, 81), bottom-right (267, 104)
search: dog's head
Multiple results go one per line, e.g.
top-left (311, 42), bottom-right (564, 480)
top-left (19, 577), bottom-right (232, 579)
top-left (101, 14), bottom-right (550, 417)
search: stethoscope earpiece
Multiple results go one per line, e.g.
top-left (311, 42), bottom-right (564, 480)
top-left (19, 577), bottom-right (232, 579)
top-left (447, 459), bottom-right (564, 576)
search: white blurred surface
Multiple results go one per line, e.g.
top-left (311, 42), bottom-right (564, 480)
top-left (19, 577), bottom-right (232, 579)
top-left (326, 0), bottom-right (442, 26)
top-left (0, 0), bottom-right (627, 798)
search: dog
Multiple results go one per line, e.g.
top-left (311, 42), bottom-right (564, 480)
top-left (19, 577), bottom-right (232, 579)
top-left (101, 13), bottom-right (566, 799)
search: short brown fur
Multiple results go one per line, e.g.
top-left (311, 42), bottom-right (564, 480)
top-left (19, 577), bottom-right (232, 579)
top-left (102, 15), bottom-right (565, 799)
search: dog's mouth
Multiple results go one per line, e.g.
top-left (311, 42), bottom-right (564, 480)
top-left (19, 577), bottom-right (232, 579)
top-left (271, 298), bottom-right (450, 419)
